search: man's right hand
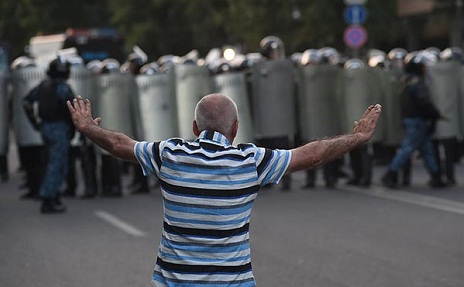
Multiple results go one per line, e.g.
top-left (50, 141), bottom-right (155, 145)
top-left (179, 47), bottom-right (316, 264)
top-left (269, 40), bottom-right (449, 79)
top-left (66, 96), bottom-right (101, 133)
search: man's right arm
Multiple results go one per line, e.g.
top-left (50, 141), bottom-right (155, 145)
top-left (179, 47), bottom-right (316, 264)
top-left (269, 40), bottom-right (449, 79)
top-left (285, 104), bottom-right (382, 174)
top-left (67, 96), bottom-right (138, 163)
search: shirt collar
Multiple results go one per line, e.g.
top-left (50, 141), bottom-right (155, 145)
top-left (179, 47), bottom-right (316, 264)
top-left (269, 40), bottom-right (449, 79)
top-left (197, 130), bottom-right (231, 146)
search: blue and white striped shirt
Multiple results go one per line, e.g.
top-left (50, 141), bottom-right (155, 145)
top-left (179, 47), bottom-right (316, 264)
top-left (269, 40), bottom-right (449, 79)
top-left (134, 130), bottom-right (292, 287)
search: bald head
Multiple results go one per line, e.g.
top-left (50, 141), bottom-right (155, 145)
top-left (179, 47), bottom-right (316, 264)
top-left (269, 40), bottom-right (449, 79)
top-left (194, 93), bottom-right (239, 139)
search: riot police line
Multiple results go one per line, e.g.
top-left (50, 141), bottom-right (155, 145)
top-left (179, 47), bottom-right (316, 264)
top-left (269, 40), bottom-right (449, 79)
top-left (2, 38), bottom-right (464, 195)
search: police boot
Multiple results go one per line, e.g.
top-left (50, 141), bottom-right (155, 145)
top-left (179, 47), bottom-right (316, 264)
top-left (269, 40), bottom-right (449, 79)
top-left (40, 198), bottom-right (66, 214)
top-left (429, 172), bottom-right (447, 188)
top-left (358, 151), bottom-right (372, 187)
top-left (280, 175), bottom-right (291, 191)
top-left (302, 169), bottom-right (316, 189)
top-left (381, 170), bottom-right (398, 189)
top-left (401, 159), bottom-right (411, 187)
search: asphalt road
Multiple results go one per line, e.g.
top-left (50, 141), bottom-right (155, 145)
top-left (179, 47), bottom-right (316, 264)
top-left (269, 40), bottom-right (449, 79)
top-left (1, 145), bottom-right (464, 287)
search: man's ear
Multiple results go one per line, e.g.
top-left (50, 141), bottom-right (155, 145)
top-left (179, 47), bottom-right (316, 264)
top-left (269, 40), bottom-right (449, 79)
top-left (193, 120), bottom-right (200, 136)
top-left (230, 120), bottom-right (239, 139)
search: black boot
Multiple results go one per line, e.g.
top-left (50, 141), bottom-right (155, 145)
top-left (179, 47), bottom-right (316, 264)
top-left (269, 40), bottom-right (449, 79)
top-left (382, 170), bottom-right (398, 189)
top-left (280, 175), bottom-right (291, 191)
top-left (302, 169), bottom-right (316, 189)
top-left (40, 198), bottom-right (66, 214)
top-left (429, 172), bottom-right (447, 188)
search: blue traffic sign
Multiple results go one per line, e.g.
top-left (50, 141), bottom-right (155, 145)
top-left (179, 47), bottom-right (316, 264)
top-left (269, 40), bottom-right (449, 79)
top-left (344, 5), bottom-right (367, 25)
top-left (344, 25), bottom-right (368, 49)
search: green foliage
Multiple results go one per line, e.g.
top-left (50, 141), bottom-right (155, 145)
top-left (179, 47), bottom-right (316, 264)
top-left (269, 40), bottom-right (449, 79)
top-left (0, 0), bottom-right (399, 62)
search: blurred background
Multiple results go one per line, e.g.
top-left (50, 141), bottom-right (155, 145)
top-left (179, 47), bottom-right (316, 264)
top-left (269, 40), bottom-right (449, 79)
top-left (0, 0), bottom-right (463, 62)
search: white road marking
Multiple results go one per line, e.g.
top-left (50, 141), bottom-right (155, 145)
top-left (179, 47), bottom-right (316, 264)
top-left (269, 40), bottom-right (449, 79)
top-left (94, 210), bottom-right (146, 237)
top-left (344, 185), bottom-right (464, 216)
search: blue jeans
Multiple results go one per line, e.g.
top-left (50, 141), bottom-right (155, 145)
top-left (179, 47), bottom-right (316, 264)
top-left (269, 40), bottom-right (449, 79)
top-left (39, 122), bottom-right (71, 199)
top-left (389, 118), bottom-right (438, 174)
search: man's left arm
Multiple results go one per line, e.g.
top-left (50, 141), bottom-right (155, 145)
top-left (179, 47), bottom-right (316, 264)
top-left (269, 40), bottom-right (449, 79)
top-left (286, 104), bottom-right (382, 174)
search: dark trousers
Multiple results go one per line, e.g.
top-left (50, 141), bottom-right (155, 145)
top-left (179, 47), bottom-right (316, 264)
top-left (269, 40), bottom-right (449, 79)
top-left (18, 145), bottom-right (45, 196)
top-left (101, 154), bottom-right (122, 196)
top-left (433, 137), bottom-right (458, 184)
top-left (0, 154), bottom-right (8, 181)
top-left (348, 144), bottom-right (373, 186)
top-left (67, 143), bottom-right (98, 196)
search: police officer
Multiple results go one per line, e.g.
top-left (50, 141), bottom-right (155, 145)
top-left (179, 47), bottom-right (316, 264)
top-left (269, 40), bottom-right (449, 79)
top-left (253, 36), bottom-right (295, 190)
top-left (382, 52), bottom-right (447, 188)
top-left (23, 56), bottom-right (76, 213)
top-left (122, 50), bottom-right (151, 194)
top-left (298, 49), bottom-right (340, 188)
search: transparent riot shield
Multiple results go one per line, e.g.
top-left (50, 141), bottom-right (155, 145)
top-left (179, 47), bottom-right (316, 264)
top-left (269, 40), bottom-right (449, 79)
top-left (11, 67), bottom-right (45, 146)
top-left (94, 74), bottom-right (138, 153)
top-left (428, 61), bottom-right (461, 139)
top-left (460, 66), bottom-right (464, 137)
top-left (68, 66), bottom-right (96, 103)
top-left (213, 72), bottom-right (254, 144)
top-left (297, 64), bottom-right (341, 142)
top-left (68, 66), bottom-right (97, 147)
top-left (339, 67), bottom-right (385, 142)
top-left (0, 70), bottom-right (8, 155)
top-left (136, 73), bottom-right (178, 142)
top-left (251, 59), bottom-right (296, 140)
top-left (174, 64), bottom-right (213, 140)
top-left (381, 69), bottom-right (403, 146)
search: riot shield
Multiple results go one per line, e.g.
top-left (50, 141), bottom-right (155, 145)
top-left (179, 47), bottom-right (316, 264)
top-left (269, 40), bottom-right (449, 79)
top-left (297, 64), bottom-right (341, 141)
top-left (428, 61), bottom-right (461, 139)
top-left (174, 64), bottom-right (213, 140)
top-left (94, 74), bottom-right (138, 153)
top-left (135, 73), bottom-right (178, 142)
top-left (381, 69), bottom-right (403, 146)
top-left (251, 59), bottom-right (296, 140)
top-left (0, 70), bottom-right (8, 155)
top-left (68, 66), bottom-right (98, 147)
top-left (11, 67), bottom-right (45, 146)
top-left (213, 72), bottom-right (254, 144)
top-left (68, 66), bottom-right (96, 103)
top-left (339, 67), bottom-right (385, 142)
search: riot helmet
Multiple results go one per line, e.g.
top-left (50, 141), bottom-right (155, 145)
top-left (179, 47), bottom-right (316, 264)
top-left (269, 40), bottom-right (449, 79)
top-left (124, 53), bottom-right (145, 74)
top-left (290, 53), bottom-right (303, 65)
top-left (330, 54), bottom-right (349, 67)
top-left (158, 55), bottom-right (181, 73)
top-left (344, 58), bottom-right (365, 70)
top-left (368, 54), bottom-right (389, 70)
top-left (404, 51), bottom-right (436, 76)
top-left (99, 59), bottom-right (121, 74)
top-left (47, 56), bottom-right (71, 79)
top-left (387, 48), bottom-right (408, 61)
top-left (424, 47), bottom-right (441, 59)
top-left (367, 49), bottom-right (386, 59)
top-left (209, 59), bottom-right (232, 74)
top-left (300, 49), bottom-right (322, 66)
top-left (10, 56), bottom-right (36, 70)
top-left (259, 36), bottom-right (285, 60)
top-left (140, 62), bottom-right (160, 75)
top-left (181, 49), bottom-right (200, 65)
top-left (87, 60), bottom-right (102, 74)
top-left (319, 47), bottom-right (339, 64)
top-left (440, 47), bottom-right (464, 62)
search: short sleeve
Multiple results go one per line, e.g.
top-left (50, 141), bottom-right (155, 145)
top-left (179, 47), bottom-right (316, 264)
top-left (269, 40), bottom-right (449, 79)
top-left (254, 147), bottom-right (292, 186)
top-left (134, 141), bottom-right (164, 177)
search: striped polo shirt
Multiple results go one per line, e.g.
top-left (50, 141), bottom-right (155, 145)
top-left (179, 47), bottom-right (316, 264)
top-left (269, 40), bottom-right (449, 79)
top-left (134, 130), bottom-right (292, 287)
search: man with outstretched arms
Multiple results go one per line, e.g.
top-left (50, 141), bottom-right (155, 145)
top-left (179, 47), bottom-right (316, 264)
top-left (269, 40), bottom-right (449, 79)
top-left (67, 93), bottom-right (381, 286)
